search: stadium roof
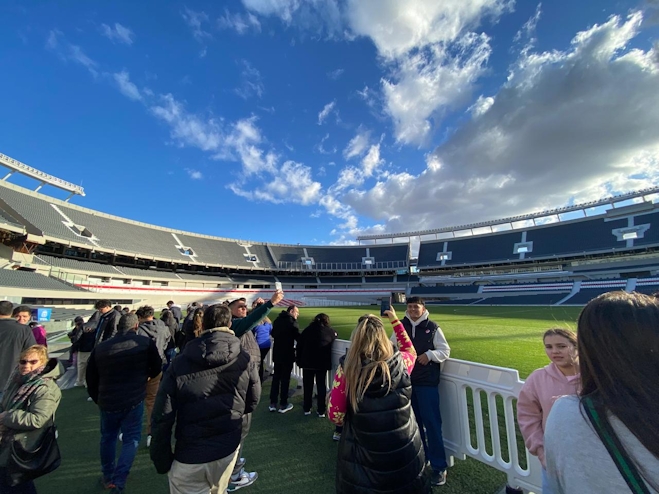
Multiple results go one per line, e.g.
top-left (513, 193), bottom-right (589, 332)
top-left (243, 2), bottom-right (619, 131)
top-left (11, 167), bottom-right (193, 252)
top-left (0, 152), bottom-right (85, 199)
top-left (357, 186), bottom-right (659, 241)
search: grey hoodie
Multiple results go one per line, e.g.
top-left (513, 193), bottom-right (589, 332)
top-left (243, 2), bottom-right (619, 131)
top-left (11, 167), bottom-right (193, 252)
top-left (138, 319), bottom-right (172, 364)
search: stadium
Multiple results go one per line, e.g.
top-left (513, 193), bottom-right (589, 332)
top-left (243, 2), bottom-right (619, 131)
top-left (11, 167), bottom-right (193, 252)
top-left (1, 152), bottom-right (658, 493)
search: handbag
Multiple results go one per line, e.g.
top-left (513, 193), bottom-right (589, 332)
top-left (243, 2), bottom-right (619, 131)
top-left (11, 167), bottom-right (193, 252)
top-left (582, 396), bottom-right (650, 494)
top-left (6, 423), bottom-right (61, 486)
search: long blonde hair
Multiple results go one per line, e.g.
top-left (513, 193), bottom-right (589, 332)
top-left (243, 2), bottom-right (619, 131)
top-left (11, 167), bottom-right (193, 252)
top-left (344, 314), bottom-right (394, 412)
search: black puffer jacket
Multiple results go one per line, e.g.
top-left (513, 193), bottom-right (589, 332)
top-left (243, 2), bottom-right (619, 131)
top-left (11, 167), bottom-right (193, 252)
top-left (86, 331), bottom-right (162, 412)
top-left (336, 353), bottom-right (431, 494)
top-left (150, 328), bottom-right (261, 473)
top-left (95, 309), bottom-right (122, 343)
top-left (297, 321), bottom-right (337, 371)
top-left (271, 311), bottom-right (299, 365)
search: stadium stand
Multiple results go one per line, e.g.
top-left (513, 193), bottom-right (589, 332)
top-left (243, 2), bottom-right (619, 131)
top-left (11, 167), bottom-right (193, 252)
top-left (473, 293), bottom-right (568, 305)
top-left (318, 276), bottom-right (364, 284)
top-left (230, 274), bottom-right (277, 284)
top-left (276, 276), bottom-right (319, 284)
top-left (245, 244), bottom-right (278, 269)
top-left (174, 272), bottom-right (231, 283)
top-left (0, 269), bottom-right (87, 291)
top-left (364, 276), bottom-right (395, 283)
top-left (525, 217), bottom-right (626, 258)
top-left (269, 244), bottom-right (307, 264)
top-left (396, 275), bottom-right (420, 283)
top-left (368, 244), bottom-right (409, 263)
top-left (38, 255), bottom-right (124, 275)
top-left (633, 211), bottom-right (659, 247)
top-left (114, 266), bottom-right (183, 280)
top-left (305, 246), bottom-right (366, 264)
top-left (410, 285), bottom-right (479, 295)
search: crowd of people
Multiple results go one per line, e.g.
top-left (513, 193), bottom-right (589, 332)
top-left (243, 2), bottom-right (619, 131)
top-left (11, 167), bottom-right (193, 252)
top-left (0, 291), bottom-right (658, 493)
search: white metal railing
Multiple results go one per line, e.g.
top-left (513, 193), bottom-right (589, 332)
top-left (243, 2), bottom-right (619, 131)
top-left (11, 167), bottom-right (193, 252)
top-left (264, 339), bottom-right (541, 494)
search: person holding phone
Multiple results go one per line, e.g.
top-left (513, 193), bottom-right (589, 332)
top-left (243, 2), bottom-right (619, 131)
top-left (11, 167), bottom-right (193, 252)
top-left (391, 296), bottom-right (451, 487)
top-left (517, 328), bottom-right (580, 494)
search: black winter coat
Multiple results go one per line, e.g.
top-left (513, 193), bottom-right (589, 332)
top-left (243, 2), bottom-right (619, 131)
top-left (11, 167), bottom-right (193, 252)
top-left (271, 311), bottom-right (299, 365)
top-left (86, 331), bottom-right (162, 412)
top-left (297, 321), bottom-right (337, 371)
top-left (150, 328), bottom-right (261, 473)
top-left (95, 309), bottom-right (122, 343)
top-left (336, 353), bottom-right (431, 494)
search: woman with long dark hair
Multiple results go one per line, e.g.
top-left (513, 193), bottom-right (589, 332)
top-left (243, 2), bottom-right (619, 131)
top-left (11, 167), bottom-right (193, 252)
top-left (297, 313), bottom-right (337, 416)
top-left (545, 291), bottom-right (659, 493)
top-left (328, 309), bottom-right (430, 493)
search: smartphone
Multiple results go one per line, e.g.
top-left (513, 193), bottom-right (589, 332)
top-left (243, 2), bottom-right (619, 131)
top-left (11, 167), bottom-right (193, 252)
top-left (275, 281), bottom-right (282, 291)
top-left (380, 298), bottom-right (391, 316)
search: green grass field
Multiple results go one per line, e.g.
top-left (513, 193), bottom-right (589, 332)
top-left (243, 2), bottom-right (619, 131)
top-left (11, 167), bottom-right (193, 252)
top-left (35, 304), bottom-right (584, 494)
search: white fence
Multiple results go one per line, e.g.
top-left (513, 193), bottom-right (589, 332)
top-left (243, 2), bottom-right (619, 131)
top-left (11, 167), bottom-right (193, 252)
top-left (265, 339), bottom-right (541, 494)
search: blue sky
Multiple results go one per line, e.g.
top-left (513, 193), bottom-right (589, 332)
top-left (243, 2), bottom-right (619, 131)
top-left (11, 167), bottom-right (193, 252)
top-left (1, 0), bottom-right (658, 245)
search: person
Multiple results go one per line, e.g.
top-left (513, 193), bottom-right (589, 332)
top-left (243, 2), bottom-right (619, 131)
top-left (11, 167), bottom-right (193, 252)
top-left (86, 313), bottom-right (162, 493)
top-left (67, 316), bottom-right (85, 366)
top-left (545, 291), bottom-right (659, 493)
top-left (269, 305), bottom-right (300, 414)
top-left (225, 291), bottom-right (283, 492)
top-left (94, 300), bottom-right (122, 343)
top-left (11, 306), bottom-right (31, 326)
top-left (328, 310), bottom-right (431, 493)
top-left (251, 301), bottom-right (272, 383)
top-left (297, 313), bottom-right (337, 417)
top-left (0, 345), bottom-right (63, 494)
top-left (179, 302), bottom-right (201, 350)
top-left (180, 307), bottom-right (203, 350)
top-left (150, 304), bottom-right (261, 494)
top-left (517, 329), bottom-right (580, 493)
top-left (160, 310), bottom-right (180, 350)
top-left (135, 306), bottom-right (171, 448)
top-left (27, 323), bottom-right (46, 348)
top-left (166, 301), bottom-right (183, 326)
top-left (75, 313), bottom-right (98, 389)
top-left (0, 301), bottom-right (36, 402)
top-left (391, 296), bottom-right (450, 486)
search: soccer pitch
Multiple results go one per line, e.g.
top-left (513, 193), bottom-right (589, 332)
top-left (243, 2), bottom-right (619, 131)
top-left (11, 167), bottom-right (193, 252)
top-left (35, 304), bottom-right (584, 494)
top-left (293, 304), bottom-right (583, 378)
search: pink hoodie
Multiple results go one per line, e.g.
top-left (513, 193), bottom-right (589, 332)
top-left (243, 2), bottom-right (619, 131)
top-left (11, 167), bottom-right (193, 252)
top-left (517, 363), bottom-right (579, 467)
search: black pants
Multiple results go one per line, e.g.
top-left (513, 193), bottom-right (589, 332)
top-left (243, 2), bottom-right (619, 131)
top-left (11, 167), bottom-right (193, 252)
top-left (0, 468), bottom-right (37, 494)
top-left (259, 347), bottom-right (270, 383)
top-left (269, 362), bottom-right (293, 407)
top-left (303, 369), bottom-right (328, 414)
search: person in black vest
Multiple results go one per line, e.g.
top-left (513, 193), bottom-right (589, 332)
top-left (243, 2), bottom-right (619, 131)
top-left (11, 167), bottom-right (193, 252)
top-left (392, 296), bottom-right (451, 487)
top-left (150, 304), bottom-right (261, 494)
top-left (86, 313), bottom-right (162, 493)
top-left (297, 313), bottom-right (337, 417)
top-left (269, 305), bottom-right (300, 414)
top-left (328, 309), bottom-right (431, 493)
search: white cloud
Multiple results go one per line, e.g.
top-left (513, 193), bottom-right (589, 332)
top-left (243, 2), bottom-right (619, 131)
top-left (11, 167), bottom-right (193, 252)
top-left (343, 128), bottom-right (371, 159)
top-left (150, 94), bottom-right (223, 152)
top-left (361, 144), bottom-right (384, 176)
top-left (185, 168), bottom-right (203, 180)
top-left (317, 100), bottom-right (337, 125)
top-left (100, 23), bottom-right (135, 45)
top-left (327, 68), bottom-right (344, 79)
top-left (113, 71), bottom-right (142, 101)
top-left (340, 11), bottom-right (659, 235)
top-left (45, 30), bottom-right (99, 77)
top-left (222, 117), bottom-right (278, 175)
top-left (334, 144), bottom-right (385, 191)
top-left (181, 7), bottom-right (212, 42)
top-left (242, 0), bottom-right (343, 36)
top-left (513, 3), bottom-right (542, 44)
top-left (218, 9), bottom-right (262, 34)
top-left (316, 133), bottom-right (336, 155)
top-left (346, 0), bottom-right (510, 60)
top-left (469, 95), bottom-right (494, 117)
top-left (235, 60), bottom-right (264, 99)
top-left (382, 32), bottom-right (492, 145)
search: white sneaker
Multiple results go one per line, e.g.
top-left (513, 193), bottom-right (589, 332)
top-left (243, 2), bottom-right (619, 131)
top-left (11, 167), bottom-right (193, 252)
top-left (86, 397), bottom-right (93, 402)
top-left (278, 403), bottom-right (294, 414)
top-left (304, 411), bottom-right (311, 416)
top-left (317, 412), bottom-right (326, 418)
top-left (146, 435), bottom-right (152, 448)
top-left (228, 471), bottom-right (258, 491)
top-left (118, 433), bottom-right (123, 442)
top-left (268, 404), bottom-right (277, 412)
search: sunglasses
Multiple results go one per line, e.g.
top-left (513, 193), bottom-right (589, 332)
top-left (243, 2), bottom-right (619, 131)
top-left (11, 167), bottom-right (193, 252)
top-left (20, 359), bottom-right (40, 366)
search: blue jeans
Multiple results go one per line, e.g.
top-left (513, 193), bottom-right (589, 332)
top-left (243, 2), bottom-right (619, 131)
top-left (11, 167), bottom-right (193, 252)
top-left (411, 385), bottom-right (448, 472)
top-left (100, 401), bottom-right (144, 489)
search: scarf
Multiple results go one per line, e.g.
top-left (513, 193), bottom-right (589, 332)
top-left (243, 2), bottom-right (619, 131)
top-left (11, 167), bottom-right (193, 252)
top-left (0, 364), bottom-right (47, 444)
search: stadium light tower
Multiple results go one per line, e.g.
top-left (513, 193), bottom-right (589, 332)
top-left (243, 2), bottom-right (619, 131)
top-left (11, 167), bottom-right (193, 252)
top-left (0, 152), bottom-right (85, 201)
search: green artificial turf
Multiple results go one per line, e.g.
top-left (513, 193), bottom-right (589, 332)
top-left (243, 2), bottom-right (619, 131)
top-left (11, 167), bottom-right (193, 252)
top-left (35, 304), bottom-right (584, 494)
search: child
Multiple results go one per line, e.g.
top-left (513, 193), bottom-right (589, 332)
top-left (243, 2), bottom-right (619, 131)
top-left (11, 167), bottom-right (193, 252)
top-left (517, 328), bottom-right (579, 494)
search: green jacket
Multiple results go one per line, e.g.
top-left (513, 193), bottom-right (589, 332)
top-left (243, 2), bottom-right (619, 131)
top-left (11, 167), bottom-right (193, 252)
top-left (0, 358), bottom-right (63, 467)
top-left (231, 301), bottom-right (275, 338)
